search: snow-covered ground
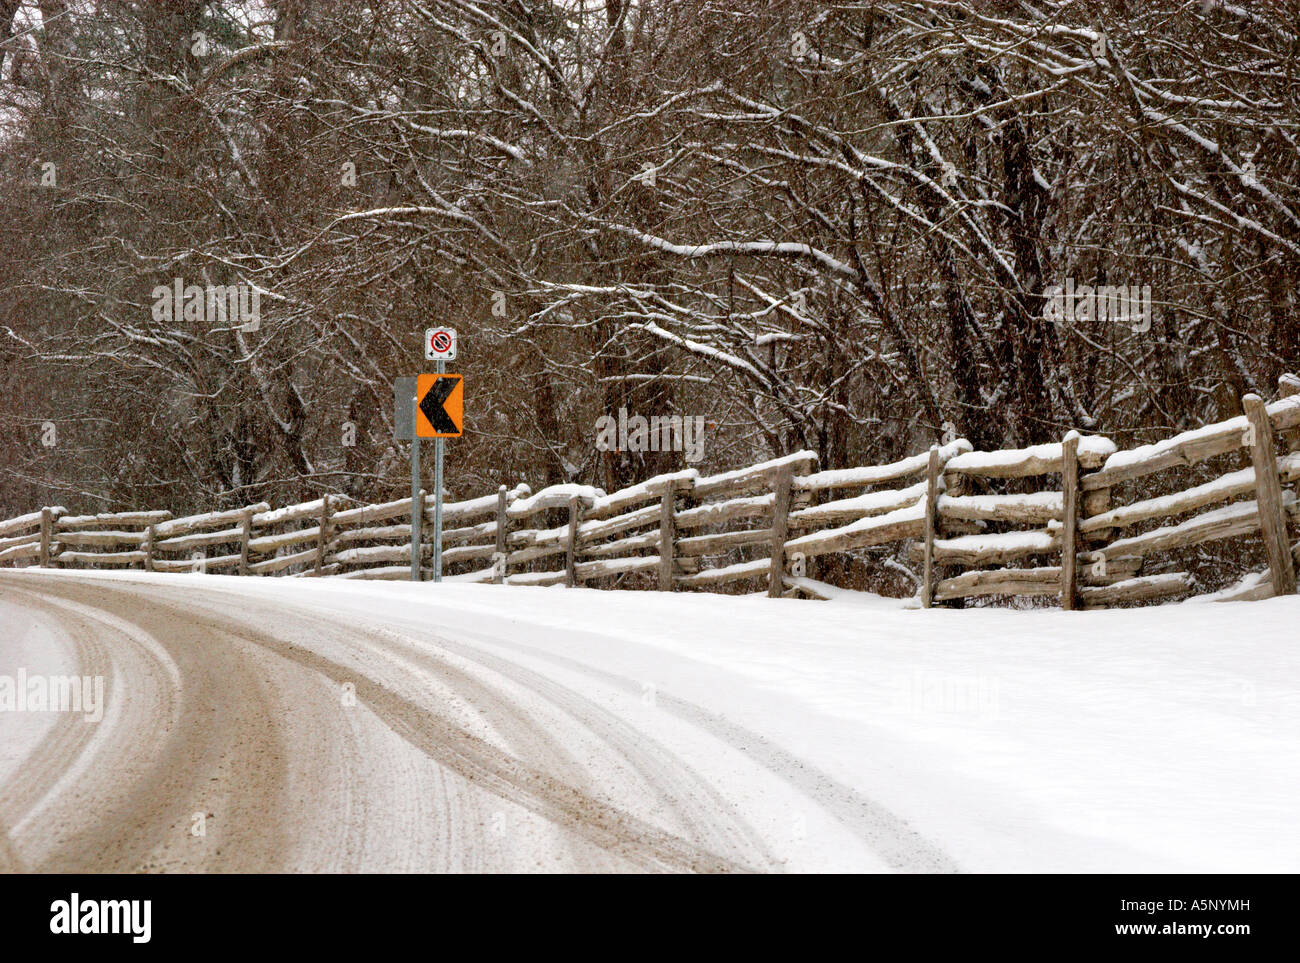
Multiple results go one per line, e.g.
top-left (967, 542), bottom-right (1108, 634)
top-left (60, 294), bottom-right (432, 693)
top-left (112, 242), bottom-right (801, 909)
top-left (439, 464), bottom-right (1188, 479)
top-left (2, 569), bottom-right (1297, 872)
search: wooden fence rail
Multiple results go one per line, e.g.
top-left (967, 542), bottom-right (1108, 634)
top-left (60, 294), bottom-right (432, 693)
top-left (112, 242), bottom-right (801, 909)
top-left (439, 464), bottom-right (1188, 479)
top-left (4, 380), bottom-right (1299, 610)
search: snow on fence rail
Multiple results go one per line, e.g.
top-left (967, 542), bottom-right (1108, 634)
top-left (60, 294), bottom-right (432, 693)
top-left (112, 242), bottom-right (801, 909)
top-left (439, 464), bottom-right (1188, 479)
top-left (4, 378), bottom-right (1299, 610)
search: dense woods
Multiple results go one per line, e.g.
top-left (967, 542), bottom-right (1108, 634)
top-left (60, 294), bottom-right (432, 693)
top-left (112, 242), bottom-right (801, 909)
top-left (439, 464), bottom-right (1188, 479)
top-left (3, 0), bottom-right (1299, 524)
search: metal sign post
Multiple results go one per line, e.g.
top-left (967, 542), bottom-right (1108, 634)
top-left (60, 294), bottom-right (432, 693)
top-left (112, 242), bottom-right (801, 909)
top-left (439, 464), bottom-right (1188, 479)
top-left (433, 358), bottom-right (445, 582)
top-left (410, 391), bottom-right (421, 582)
top-left (428, 325), bottom-right (453, 580)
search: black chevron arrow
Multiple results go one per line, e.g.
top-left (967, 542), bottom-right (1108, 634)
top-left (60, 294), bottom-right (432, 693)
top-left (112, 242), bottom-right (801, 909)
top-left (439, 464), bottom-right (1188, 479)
top-left (419, 376), bottom-right (458, 433)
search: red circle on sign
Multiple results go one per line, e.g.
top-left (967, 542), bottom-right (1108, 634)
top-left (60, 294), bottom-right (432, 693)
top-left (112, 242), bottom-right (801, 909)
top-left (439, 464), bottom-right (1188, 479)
top-left (431, 331), bottom-right (451, 352)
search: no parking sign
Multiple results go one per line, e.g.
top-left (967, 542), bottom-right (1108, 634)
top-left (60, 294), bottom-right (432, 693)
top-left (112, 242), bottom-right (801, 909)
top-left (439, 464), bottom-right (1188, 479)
top-left (424, 327), bottom-right (457, 361)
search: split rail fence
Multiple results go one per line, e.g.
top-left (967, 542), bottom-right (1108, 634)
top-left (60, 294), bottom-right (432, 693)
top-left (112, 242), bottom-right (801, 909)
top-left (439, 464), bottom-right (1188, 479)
top-left (3, 378), bottom-right (1299, 610)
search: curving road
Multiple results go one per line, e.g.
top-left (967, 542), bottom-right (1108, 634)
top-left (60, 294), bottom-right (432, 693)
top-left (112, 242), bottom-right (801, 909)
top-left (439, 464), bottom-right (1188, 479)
top-left (0, 571), bottom-right (952, 873)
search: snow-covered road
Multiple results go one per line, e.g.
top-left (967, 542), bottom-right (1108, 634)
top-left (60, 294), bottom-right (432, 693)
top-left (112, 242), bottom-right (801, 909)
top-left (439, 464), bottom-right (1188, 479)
top-left (1, 570), bottom-right (1297, 873)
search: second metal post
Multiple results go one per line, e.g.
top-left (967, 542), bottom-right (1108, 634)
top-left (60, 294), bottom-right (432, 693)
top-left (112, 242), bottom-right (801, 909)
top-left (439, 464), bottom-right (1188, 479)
top-left (433, 358), bottom-right (445, 582)
top-left (410, 391), bottom-right (421, 582)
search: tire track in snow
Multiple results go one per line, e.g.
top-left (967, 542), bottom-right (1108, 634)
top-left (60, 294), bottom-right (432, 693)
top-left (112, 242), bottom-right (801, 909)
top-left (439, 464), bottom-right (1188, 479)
top-left (426, 628), bottom-right (959, 872)
top-left (130, 588), bottom-right (760, 872)
top-left (0, 593), bottom-right (110, 837)
top-left (3, 574), bottom-right (759, 872)
top-left (1, 579), bottom-right (293, 872)
top-left (326, 620), bottom-right (780, 870)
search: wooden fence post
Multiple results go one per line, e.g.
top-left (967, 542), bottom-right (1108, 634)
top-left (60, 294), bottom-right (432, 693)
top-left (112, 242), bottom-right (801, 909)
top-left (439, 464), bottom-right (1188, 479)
top-left (1060, 432), bottom-right (1081, 610)
top-left (314, 496), bottom-right (332, 577)
top-left (658, 487), bottom-right (676, 591)
top-left (143, 523), bottom-right (155, 572)
top-left (768, 466), bottom-right (793, 598)
top-left (1244, 393), bottom-right (1297, 596)
top-left (564, 495), bottom-right (581, 588)
top-left (1081, 489), bottom-right (1113, 546)
top-left (1079, 480), bottom-right (1116, 601)
top-left (921, 446), bottom-right (940, 608)
top-left (238, 508), bottom-right (253, 576)
top-left (39, 507), bottom-right (51, 568)
top-left (494, 484), bottom-right (509, 584)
